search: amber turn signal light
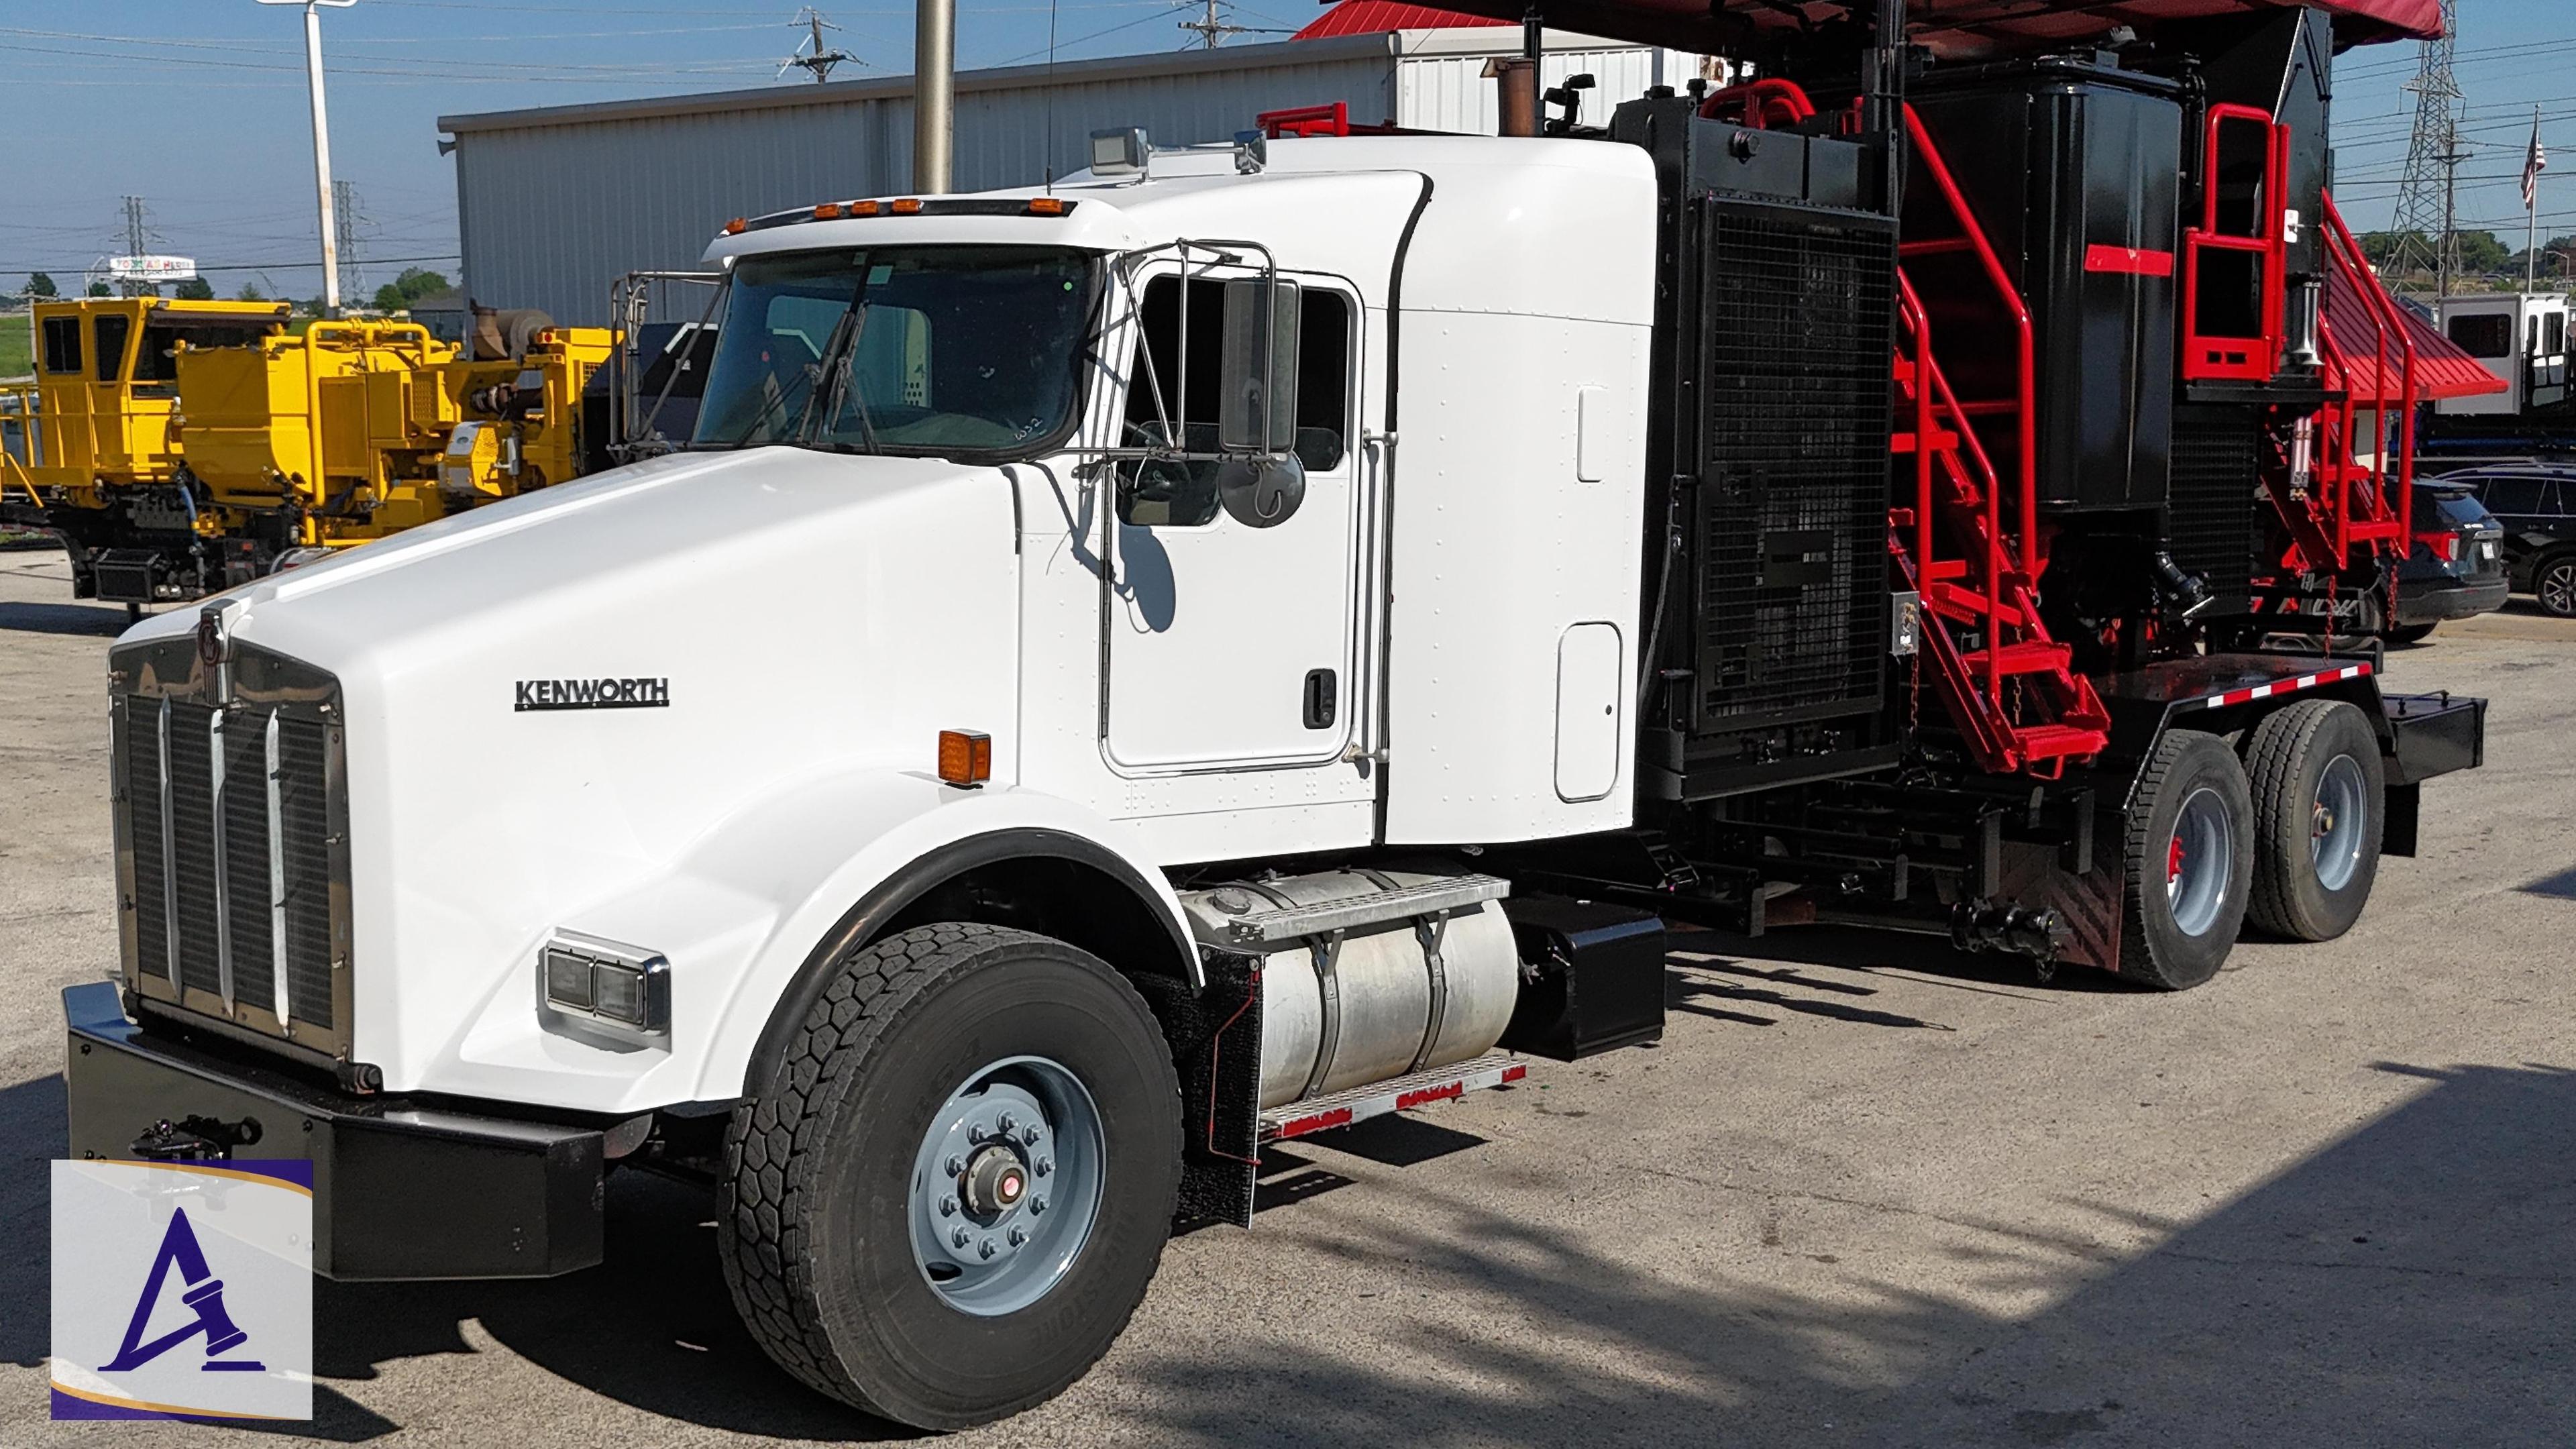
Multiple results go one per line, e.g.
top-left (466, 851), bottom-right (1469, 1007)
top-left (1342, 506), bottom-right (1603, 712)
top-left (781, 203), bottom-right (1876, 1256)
top-left (938, 730), bottom-right (992, 788)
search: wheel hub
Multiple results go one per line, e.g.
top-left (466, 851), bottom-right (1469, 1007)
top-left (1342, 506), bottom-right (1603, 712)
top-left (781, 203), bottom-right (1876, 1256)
top-left (907, 1057), bottom-right (1102, 1317)
top-left (963, 1144), bottom-right (1028, 1215)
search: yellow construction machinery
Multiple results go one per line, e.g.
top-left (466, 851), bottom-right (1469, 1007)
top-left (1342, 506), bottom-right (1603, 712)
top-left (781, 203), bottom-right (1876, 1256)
top-left (2, 296), bottom-right (616, 610)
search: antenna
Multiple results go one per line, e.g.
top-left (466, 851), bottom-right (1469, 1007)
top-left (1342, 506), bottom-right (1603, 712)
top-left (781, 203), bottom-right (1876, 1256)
top-left (2387, 0), bottom-right (2463, 298)
top-left (780, 7), bottom-right (857, 84)
top-left (1175, 0), bottom-right (1250, 50)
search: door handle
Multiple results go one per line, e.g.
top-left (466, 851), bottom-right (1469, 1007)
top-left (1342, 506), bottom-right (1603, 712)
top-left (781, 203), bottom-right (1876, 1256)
top-left (1303, 668), bottom-right (1337, 730)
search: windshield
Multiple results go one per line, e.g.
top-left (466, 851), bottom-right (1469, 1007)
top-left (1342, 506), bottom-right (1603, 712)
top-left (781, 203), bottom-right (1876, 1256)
top-left (691, 246), bottom-right (1095, 459)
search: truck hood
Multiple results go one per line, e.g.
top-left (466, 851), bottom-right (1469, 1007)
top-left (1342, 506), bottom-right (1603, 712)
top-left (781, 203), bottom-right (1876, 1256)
top-left (114, 445), bottom-right (1026, 1093)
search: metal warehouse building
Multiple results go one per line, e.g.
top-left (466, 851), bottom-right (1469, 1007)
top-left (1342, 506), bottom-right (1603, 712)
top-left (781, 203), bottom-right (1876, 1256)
top-left (436, 24), bottom-right (1696, 325)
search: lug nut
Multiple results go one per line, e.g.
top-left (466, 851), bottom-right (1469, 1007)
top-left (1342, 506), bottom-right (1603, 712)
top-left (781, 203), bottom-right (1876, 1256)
top-left (1030, 1195), bottom-right (1047, 1215)
top-left (938, 1196), bottom-right (957, 1217)
top-left (1008, 1226), bottom-right (1028, 1246)
top-left (1034, 1157), bottom-right (1053, 1177)
top-left (1022, 1124), bottom-right (1042, 1145)
top-left (945, 1155), bottom-right (965, 1176)
top-left (951, 1226), bottom-right (971, 1248)
top-left (997, 1111), bottom-right (1018, 1132)
top-left (979, 1238), bottom-right (998, 1259)
top-left (967, 1124), bottom-right (987, 1142)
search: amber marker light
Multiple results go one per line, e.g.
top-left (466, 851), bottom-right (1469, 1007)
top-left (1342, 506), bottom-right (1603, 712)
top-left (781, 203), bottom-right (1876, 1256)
top-left (938, 730), bottom-right (993, 788)
top-left (1027, 197), bottom-right (1068, 216)
top-left (890, 197), bottom-right (924, 215)
top-left (814, 201), bottom-right (845, 219)
top-left (852, 200), bottom-right (881, 217)
top-left (723, 217), bottom-right (747, 235)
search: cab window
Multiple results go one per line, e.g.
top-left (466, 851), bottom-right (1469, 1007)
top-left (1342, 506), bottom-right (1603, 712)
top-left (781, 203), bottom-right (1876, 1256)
top-left (93, 314), bottom-right (131, 382)
top-left (2449, 313), bottom-right (2512, 359)
top-left (40, 317), bottom-right (81, 375)
top-left (1116, 276), bottom-right (1353, 527)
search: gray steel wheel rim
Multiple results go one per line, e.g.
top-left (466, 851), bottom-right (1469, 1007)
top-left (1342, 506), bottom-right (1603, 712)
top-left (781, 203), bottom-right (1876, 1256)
top-left (907, 1054), bottom-right (1104, 1317)
top-left (2545, 561), bottom-right (2576, 616)
top-left (2167, 786), bottom-right (2233, 938)
top-left (2311, 753), bottom-right (2367, 892)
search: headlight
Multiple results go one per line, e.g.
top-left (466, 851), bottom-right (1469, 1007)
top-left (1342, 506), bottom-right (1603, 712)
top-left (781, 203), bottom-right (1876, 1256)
top-left (538, 930), bottom-right (670, 1044)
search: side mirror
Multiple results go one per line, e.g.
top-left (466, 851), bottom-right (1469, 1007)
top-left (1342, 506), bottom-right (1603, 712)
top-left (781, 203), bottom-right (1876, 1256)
top-left (1218, 276), bottom-right (1299, 454)
top-left (1218, 454), bottom-right (1305, 529)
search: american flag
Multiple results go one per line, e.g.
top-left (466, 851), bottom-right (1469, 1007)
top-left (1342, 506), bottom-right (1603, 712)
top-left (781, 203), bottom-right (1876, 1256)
top-left (2525, 110), bottom-right (2549, 211)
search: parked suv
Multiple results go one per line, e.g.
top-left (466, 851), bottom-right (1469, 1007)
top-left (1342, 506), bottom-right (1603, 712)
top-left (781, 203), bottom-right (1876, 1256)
top-left (2436, 462), bottom-right (2576, 617)
top-left (2385, 482), bottom-right (2510, 643)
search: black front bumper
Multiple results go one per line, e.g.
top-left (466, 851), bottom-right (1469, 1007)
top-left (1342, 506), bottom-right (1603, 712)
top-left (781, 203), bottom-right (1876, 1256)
top-left (63, 982), bottom-right (606, 1281)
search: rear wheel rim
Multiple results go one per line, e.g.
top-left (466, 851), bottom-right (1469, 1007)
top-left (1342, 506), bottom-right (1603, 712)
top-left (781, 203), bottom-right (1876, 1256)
top-left (2544, 562), bottom-right (2576, 615)
top-left (2311, 753), bottom-right (2368, 892)
top-left (907, 1055), bottom-right (1105, 1318)
top-left (2167, 786), bottom-right (2233, 937)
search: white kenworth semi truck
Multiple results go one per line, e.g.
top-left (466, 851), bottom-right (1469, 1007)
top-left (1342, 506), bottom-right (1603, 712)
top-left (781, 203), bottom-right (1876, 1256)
top-left (66, 0), bottom-right (2486, 1428)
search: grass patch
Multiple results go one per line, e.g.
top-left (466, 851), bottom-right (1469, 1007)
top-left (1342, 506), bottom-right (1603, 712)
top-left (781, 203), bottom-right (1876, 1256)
top-left (0, 317), bottom-right (32, 380)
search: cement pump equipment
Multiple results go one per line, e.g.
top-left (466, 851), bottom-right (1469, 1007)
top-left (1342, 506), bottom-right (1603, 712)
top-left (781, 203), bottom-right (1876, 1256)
top-left (62, 0), bottom-right (2491, 1430)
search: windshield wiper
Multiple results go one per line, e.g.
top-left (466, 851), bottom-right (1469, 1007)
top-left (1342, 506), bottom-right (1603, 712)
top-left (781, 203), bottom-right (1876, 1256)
top-left (804, 285), bottom-right (881, 454)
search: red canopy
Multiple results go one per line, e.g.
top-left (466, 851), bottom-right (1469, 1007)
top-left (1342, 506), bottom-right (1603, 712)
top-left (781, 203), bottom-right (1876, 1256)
top-left (1294, 1), bottom-right (1507, 36)
top-left (1362, 0), bottom-right (2440, 57)
top-left (2322, 256), bottom-right (2506, 405)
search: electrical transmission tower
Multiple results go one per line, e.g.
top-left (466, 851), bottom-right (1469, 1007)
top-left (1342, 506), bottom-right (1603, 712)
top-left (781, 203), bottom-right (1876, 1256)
top-left (782, 8), bottom-right (855, 83)
top-left (1177, 0), bottom-right (1250, 48)
top-left (333, 178), bottom-right (364, 302)
top-left (2387, 0), bottom-right (2464, 297)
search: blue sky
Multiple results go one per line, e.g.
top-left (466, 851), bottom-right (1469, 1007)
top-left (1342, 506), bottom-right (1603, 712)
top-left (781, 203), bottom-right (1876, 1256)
top-left (1, 0), bottom-right (2569, 296)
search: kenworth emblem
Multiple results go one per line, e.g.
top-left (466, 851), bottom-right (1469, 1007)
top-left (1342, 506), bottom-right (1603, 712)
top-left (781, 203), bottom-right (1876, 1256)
top-left (515, 677), bottom-right (671, 712)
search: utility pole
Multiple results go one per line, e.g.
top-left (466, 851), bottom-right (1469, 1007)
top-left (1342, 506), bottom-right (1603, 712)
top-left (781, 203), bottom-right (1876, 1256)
top-left (913, 0), bottom-right (954, 193)
top-left (2388, 0), bottom-right (2461, 294)
top-left (257, 0), bottom-right (356, 317)
top-left (1177, 0), bottom-right (1249, 48)
top-left (783, 8), bottom-right (855, 83)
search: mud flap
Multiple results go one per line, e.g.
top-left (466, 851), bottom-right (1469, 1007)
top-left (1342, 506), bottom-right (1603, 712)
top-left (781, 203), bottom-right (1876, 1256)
top-left (1133, 953), bottom-right (1263, 1230)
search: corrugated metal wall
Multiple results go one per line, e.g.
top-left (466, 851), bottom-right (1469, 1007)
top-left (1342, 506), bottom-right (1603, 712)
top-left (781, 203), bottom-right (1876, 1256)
top-left (443, 32), bottom-right (1688, 326)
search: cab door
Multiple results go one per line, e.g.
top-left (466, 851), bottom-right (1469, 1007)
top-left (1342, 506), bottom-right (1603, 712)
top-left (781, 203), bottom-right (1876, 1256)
top-left (1102, 269), bottom-right (1362, 771)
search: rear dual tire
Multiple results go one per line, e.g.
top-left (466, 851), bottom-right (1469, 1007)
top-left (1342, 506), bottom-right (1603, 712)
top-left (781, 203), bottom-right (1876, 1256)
top-left (2116, 729), bottom-right (2255, 990)
top-left (2243, 700), bottom-right (2383, 943)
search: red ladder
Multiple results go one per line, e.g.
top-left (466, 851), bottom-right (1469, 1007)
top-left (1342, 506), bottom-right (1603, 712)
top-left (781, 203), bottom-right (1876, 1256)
top-left (1891, 105), bottom-right (2110, 776)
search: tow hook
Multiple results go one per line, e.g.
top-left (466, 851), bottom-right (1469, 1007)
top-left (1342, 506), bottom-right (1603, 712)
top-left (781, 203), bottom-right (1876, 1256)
top-left (129, 1114), bottom-right (264, 1162)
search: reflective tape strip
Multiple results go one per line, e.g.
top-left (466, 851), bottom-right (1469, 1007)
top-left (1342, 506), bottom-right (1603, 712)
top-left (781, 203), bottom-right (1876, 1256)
top-left (2186, 661), bottom-right (2371, 711)
top-left (1263, 1060), bottom-right (1529, 1142)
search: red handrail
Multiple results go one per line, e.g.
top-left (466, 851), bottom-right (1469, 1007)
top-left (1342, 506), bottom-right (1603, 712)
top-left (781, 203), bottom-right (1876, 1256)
top-left (2320, 193), bottom-right (2417, 553)
top-left (1902, 103), bottom-right (2036, 582)
top-left (1698, 78), bottom-right (1816, 127)
top-left (2180, 104), bottom-right (2290, 382)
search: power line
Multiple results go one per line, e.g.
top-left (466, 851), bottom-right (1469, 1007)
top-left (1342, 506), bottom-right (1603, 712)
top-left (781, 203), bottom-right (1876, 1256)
top-left (2387, 0), bottom-right (2463, 297)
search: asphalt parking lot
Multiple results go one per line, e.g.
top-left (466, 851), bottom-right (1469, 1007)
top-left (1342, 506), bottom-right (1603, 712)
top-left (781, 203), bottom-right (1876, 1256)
top-left (3, 548), bottom-right (2571, 1448)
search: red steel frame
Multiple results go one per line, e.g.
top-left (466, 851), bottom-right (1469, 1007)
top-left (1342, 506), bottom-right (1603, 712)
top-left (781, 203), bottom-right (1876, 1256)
top-left (2180, 103), bottom-right (2290, 383)
top-left (2310, 193), bottom-right (2418, 568)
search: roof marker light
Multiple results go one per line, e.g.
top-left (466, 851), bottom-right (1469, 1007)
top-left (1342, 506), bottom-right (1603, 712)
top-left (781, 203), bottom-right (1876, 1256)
top-left (814, 201), bottom-right (845, 219)
top-left (1028, 197), bottom-right (1068, 216)
top-left (852, 199), bottom-right (881, 217)
top-left (891, 197), bottom-right (924, 215)
top-left (723, 217), bottom-right (747, 235)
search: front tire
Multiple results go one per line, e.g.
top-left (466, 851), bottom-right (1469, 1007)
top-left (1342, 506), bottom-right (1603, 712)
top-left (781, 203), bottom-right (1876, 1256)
top-left (2116, 729), bottom-right (2255, 990)
top-left (2243, 699), bottom-right (2384, 942)
top-left (720, 923), bottom-right (1183, 1430)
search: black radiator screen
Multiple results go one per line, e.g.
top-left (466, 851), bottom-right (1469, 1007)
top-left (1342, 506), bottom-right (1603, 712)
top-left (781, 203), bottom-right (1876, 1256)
top-left (2167, 405), bottom-right (2262, 614)
top-left (1693, 203), bottom-right (1896, 731)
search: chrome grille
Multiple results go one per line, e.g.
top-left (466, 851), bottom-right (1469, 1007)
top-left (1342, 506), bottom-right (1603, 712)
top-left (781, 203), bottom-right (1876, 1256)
top-left (113, 634), bottom-right (350, 1059)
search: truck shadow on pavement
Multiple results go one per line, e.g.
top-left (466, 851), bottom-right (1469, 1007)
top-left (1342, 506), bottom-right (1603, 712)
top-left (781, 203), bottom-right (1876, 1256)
top-left (0, 600), bottom-right (130, 638)
top-left (5, 1059), bottom-right (2569, 1444)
